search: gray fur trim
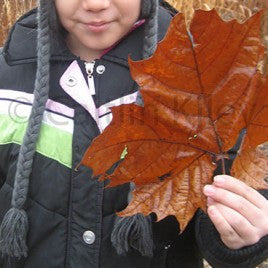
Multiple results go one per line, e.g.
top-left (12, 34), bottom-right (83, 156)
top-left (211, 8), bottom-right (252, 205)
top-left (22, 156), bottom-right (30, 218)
top-left (0, 0), bottom-right (51, 258)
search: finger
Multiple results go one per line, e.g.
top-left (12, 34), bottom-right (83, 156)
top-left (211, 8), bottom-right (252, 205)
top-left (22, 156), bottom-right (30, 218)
top-left (207, 205), bottom-right (243, 249)
top-left (203, 184), bottom-right (262, 227)
top-left (213, 175), bottom-right (268, 210)
top-left (206, 196), bottom-right (215, 206)
top-left (211, 202), bottom-right (261, 246)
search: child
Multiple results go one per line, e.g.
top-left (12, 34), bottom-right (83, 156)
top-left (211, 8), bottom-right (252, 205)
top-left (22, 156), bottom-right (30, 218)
top-left (0, 0), bottom-right (267, 267)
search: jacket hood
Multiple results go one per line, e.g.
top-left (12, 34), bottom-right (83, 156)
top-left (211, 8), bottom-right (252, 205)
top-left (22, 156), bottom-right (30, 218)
top-left (3, 7), bottom-right (171, 66)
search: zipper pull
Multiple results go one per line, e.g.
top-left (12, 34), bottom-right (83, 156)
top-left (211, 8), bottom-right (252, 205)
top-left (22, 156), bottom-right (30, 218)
top-left (85, 61), bottom-right (96, 95)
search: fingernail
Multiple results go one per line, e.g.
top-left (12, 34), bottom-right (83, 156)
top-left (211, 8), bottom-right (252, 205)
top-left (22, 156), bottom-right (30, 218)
top-left (204, 185), bottom-right (215, 196)
top-left (214, 175), bottom-right (225, 185)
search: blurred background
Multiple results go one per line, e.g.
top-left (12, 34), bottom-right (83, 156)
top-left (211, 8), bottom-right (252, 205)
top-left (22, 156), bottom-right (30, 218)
top-left (0, 0), bottom-right (36, 46)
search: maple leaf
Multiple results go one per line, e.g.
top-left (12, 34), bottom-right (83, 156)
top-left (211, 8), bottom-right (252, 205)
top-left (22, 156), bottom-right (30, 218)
top-left (232, 84), bottom-right (268, 187)
top-left (166, 0), bottom-right (268, 74)
top-left (82, 9), bottom-right (268, 231)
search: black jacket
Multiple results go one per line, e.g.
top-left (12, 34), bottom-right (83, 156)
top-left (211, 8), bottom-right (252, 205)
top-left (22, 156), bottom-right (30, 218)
top-left (0, 8), bottom-right (267, 268)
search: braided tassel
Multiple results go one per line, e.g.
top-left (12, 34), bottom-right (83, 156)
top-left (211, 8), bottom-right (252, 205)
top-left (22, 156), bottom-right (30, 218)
top-left (0, 0), bottom-right (51, 259)
top-left (111, 214), bottom-right (154, 257)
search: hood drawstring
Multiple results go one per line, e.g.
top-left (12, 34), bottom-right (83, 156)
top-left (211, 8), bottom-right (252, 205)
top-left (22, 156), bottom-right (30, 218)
top-left (0, 0), bottom-right (51, 259)
top-left (111, 213), bottom-right (154, 257)
top-left (135, 0), bottom-right (159, 108)
top-left (111, 0), bottom-right (159, 258)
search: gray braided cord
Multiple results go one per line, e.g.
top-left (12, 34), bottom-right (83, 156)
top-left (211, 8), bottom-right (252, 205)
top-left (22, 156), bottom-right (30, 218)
top-left (111, 0), bottom-right (159, 257)
top-left (0, 0), bottom-right (51, 259)
top-left (142, 0), bottom-right (159, 59)
top-left (140, 0), bottom-right (152, 19)
top-left (136, 0), bottom-right (159, 106)
top-left (111, 214), bottom-right (154, 257)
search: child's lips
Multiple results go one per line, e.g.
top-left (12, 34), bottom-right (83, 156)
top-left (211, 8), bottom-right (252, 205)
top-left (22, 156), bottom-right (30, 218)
top-left (85, 21), bottom-right (112, 33)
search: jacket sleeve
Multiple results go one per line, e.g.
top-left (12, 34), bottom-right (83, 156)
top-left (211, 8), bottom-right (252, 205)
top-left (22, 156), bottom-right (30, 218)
top-left (195, 190), bottom-right (268, 268)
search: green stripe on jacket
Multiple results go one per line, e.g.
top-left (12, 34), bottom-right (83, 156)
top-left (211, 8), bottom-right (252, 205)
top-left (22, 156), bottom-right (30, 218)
top-left (0, 114), bottom-right (72, 168)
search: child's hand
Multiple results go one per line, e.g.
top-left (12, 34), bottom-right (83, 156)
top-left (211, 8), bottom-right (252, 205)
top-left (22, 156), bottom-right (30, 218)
top-left (203, 175), bottom-right (268, 249)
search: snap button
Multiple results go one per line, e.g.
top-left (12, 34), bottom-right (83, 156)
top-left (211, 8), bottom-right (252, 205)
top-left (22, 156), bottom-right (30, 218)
top-left (96, 65), bottom-right (105, 74)
top-left (66, 76), bottom-right (77, 87)
top-left (164, 244), bottom-right (171, 250)
top-left (83, 230), bottom-right (96, 245)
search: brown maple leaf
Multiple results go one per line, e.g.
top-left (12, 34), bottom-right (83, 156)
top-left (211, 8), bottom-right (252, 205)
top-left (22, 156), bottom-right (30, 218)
top-left (166, 0), bottom-right (268, 74)
top-left (82, 9), bottom-right (268, 231)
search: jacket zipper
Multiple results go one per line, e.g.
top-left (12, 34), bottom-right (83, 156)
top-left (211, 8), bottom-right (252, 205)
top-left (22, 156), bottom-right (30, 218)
top-left (85, 61), bottom-right (96, 95)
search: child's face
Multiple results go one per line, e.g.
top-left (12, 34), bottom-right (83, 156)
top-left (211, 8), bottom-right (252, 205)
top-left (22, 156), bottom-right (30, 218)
top-left (55, 0), bottom-right (142, 61)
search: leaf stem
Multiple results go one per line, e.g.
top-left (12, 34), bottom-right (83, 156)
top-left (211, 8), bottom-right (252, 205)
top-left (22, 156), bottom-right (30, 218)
top-left (221, 157), bottom-right (226, 175)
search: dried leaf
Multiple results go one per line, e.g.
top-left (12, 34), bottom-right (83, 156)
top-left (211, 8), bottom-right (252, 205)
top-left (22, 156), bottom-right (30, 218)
top-left (262, 7), bottom-right (268, 74)
top-left (232, 147), bottom-right (268, 189)
top-left (82, 10), bottom-right (268, 230)
top-left (166, 0), bottom-right (268, 74)
top-left (118, 154), bottom-right (214, 231)
top-left (232, 82), bottom-right (268, 187)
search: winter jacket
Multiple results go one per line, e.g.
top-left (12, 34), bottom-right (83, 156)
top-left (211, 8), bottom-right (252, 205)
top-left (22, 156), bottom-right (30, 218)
top-left (0, 7), bottom-right (268, 268)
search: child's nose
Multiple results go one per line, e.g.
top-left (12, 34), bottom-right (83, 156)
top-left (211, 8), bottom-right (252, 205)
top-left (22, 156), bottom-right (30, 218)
top-left (82, 0), bottom-right (110, 12)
